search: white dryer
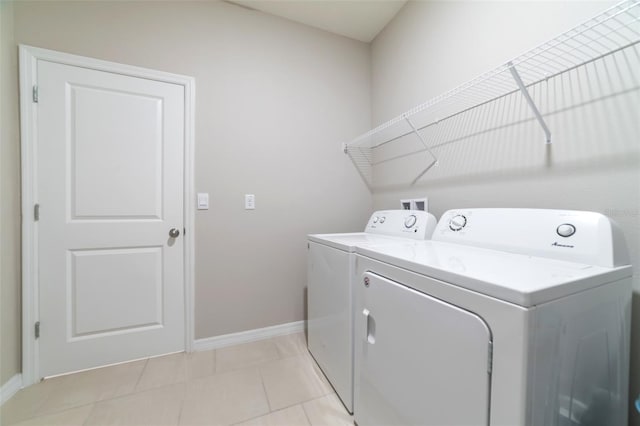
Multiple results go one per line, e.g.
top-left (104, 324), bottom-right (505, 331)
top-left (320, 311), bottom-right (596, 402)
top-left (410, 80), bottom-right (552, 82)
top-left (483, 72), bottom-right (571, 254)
top-left (354, 209), bottom-right (632, 426)
top-left (307, 210), bottom-right (438, 413)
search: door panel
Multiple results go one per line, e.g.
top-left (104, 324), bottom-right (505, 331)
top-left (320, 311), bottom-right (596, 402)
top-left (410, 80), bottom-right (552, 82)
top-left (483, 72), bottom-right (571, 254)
top-left (354, 272), bottom-right (492, 426)
top-left (38, 59), bottom-right (185, 377)
top-left (69, 247), bottom-right (163, 338)
top-left (70, 84), bottom-right (163, 219)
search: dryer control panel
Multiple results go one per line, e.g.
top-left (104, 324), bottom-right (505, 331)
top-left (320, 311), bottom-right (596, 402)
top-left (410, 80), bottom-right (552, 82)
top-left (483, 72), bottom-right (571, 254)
top-left (434, 208), bottom-right (629, 268)
top-left (366, 210), bottom-right (437, 240)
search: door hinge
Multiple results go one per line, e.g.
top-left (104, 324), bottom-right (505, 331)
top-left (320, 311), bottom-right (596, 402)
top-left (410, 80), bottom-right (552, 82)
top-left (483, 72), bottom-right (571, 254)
top-left (34, 204), bottom-right (40, 221)
top-left (35, 321), bottom-right (40, 339)
top-left (487, 340), bottom-right (493, 374)
top-left (32, 85), bottom-right (38, 103)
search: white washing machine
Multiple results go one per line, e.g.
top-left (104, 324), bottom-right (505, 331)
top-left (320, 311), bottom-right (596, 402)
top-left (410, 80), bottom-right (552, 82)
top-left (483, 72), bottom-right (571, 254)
top-left (307, 210), bottom-right (438, 413)
top-left (354, 209), bottom-right (632, 426)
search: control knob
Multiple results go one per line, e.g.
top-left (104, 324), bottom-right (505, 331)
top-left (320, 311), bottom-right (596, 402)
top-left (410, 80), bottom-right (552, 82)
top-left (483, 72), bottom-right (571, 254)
top-left (404, 215), bottom-right (417, 228)
top-left (556, 223), bottom-right (576, 237)
top-left (449, 215), bottom-right (467, 231)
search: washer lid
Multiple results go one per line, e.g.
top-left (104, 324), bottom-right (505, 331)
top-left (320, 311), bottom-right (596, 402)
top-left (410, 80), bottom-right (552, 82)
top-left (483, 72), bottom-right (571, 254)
top-left (308, 233), bottom-right (412, 252)
top-left (356, 241), bottom-right (632, 307)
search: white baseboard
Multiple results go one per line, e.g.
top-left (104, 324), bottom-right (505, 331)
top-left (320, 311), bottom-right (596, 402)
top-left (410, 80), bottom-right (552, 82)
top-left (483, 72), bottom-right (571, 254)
top-left (1, 374), bottom-right (22, 406)
top-left (193, 320), bottom-right (305, 352)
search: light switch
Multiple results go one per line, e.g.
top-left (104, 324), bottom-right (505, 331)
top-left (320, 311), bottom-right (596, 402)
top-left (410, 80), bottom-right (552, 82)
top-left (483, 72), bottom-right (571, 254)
top-left (197, 193), bottom-right (209, 210)
top-left (245, 194), bottom-right (255, 210)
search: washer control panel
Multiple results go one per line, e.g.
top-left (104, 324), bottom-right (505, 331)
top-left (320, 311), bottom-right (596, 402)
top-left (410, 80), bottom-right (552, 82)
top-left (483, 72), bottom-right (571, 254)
top-left (433, 208), bottom-right (628, 268)
top-left (366, 210), bottom-right (437, 240)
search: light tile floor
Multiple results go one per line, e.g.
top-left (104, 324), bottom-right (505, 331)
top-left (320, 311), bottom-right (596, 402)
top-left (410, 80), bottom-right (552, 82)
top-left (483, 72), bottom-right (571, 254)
top-left (0, 333), bottom-right (353, 426)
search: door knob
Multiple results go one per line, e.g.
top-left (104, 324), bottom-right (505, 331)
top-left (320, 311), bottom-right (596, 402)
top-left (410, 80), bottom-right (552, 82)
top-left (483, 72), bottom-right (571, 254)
top-left (169, 228), bottom-right (180, 238)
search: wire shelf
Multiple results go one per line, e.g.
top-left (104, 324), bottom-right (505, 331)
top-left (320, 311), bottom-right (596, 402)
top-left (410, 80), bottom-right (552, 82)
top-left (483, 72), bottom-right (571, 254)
top-left (345, 0), bottom-right (640, 187)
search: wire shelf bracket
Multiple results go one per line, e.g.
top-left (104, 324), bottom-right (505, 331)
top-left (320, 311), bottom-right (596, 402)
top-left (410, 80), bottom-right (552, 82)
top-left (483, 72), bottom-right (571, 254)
top-left (404, 115), bottom-right (439, 184)
top-left (508, 62), bottom-right (552, 144)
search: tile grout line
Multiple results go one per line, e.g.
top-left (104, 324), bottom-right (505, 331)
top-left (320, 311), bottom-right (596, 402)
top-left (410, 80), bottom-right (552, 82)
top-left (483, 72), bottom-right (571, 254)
top-left (80, 402), bottom-right (95, 426)
top-left (215, 338), bottom-right (282, 376)
top-left (34, 373), bottom-right (92, 420)
top-left (229, 404), bottom-right (307, 426)
top-left (31, 374), bottom-right (72, 419)
top-left (175, 380), bottom-right (188, 426)
top-left (257, 366), bottom-right (273, 413)
top-left (132, 357), bottom-right (150, 392)
top-left (5, 401), bottom-right (97, 426)
top-left (300, 401), bottom-right (314, 426)
top-left (86, 380), bottom-right (188, 426)
top-left (86, 370), bottom-right (184, 409)
top-left (13, 360), bottom-right (152, 424)
top-left (262, 338), bottom-right (284, 413)
top-left (267, 392), bottom-right (339, 415)
top-left (229, 392), bottom-right (346, 426)
top-left (254, 350), bottom-right (336, 414)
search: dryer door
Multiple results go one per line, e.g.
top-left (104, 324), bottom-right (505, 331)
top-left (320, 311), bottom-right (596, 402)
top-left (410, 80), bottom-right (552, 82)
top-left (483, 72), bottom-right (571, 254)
top-left (355, 272), bottom-right (492, 426)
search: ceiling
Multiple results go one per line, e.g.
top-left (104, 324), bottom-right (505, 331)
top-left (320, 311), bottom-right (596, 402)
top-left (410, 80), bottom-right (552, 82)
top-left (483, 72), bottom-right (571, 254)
top-left (226, 0), bottom-right (408, 43)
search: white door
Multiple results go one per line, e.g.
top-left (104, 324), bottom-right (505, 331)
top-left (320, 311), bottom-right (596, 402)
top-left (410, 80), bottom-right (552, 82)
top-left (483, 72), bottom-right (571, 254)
top-left (354, 272), bottom-right (492, 426)
top-left (37, 59), bottom-right (185, 377)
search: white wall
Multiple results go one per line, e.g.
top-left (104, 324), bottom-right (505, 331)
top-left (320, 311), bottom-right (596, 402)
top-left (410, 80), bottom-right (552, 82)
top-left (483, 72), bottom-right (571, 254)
top-left (370, 1), bottom-right (639, 424)
top-left (0, 0), bottom-right (22, 386)
top-left (9, 0), bottom-right (371, 361)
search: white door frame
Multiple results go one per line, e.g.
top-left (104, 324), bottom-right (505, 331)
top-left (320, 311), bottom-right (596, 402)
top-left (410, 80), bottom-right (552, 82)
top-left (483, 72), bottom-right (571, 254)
top-left (19, 45), bottom-right (196, 387)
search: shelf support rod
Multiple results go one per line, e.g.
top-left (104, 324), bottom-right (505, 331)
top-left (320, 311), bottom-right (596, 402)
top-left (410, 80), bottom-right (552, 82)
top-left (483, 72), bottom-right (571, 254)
top-left (404, 115), bottom-right (438, 185)
top-left (508, 61), bottom-right (551, 144)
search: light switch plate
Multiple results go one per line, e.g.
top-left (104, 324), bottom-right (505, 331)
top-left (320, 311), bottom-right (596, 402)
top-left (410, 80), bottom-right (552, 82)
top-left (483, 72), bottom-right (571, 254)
top-left (197, 193), bottom-right (209, 210)
top-left (245, 194), bottom-right (255, 210)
